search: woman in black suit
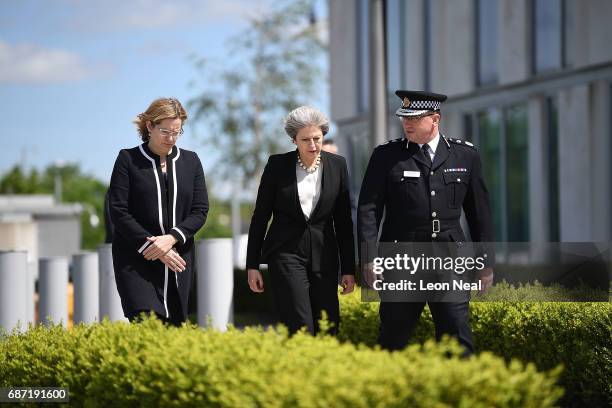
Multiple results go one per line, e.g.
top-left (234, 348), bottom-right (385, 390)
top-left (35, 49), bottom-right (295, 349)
top-left (109, 97), bottom-right (209, 326)
top-left (246, 106), bottom-right (355, 335)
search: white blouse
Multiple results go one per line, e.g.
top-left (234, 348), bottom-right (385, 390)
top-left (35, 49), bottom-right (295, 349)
top-left (296, 162), bottom-right (322, 220)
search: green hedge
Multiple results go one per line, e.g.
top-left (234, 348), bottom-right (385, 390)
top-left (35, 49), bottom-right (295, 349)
top-left (471, 281), bottom-right (610, 302)
top-left (338, 288), bottom-right (611, 407)
top-left (0, 319), bottom-right (562, 407)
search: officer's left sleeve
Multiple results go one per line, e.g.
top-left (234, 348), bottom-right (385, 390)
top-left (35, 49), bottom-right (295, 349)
top-left (462, 152), bottom-right (494, 264)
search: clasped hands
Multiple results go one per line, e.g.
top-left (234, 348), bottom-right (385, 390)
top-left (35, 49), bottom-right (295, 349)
top-left (142, 234), bottom-right (186, 273)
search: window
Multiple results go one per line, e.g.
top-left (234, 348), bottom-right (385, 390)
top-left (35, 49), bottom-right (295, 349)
top-left (386, 0), bottom-right (402, 93)
top-left (546, 97), bottom-right (560, 241)
top-left (506, 105), bottom-right (529, 242)
top-left (463, 113), bottom-right (475, 143)
top-left (476, 0), bottom-right (499, 86)
top-left (385, 0), bottom-right (403, 116)
top-left (533, 0), bottom-right (563, 73)
top-left (385, 0), bottom-right (406, 138)
top-left (477, 104), bottom-right (530, 241)
top-left (357, 0), bottom-right (370, 113)
top-left (423, 0), bottom-right (432, 91)
top-left (478, 109), bottom-right (503, 239)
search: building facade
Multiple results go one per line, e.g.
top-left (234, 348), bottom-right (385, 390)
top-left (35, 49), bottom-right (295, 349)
top-left (0, 195), bottom-right (82, 278)
top-left (329, 0), bottom-right (612, 241)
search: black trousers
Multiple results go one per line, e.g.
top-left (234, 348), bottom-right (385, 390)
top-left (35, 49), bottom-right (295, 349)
top-left (126, 274), bottom-right (185, 327)
top-left (378, 301), bottom-right (474, 355)
top-left (268, 232), bottom-right (340, 336)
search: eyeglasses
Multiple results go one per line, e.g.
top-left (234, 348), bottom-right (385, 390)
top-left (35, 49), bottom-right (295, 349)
top-left (401, 113), bottom-right (435, 122)
top-left (156, 127), bottom-right (184, 139)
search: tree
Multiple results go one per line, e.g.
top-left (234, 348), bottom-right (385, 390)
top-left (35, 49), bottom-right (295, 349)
top-left (0, 166), bottom-right (40, 194)
top-left (188, 0), bottom-right (327, 194)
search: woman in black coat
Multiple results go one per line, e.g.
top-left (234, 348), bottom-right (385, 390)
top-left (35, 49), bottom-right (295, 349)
top-left (109, 97), bottom-right (209, 325)
top-left (246, 106), bottom-right (355, 335)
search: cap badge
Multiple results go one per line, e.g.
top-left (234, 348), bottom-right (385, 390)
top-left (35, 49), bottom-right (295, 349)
top-left (402, 97), bottom-right (411, 108)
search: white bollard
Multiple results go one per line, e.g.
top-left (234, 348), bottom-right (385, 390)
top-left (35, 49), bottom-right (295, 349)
top-left (0, 250), bottom-right (28, 333)
top-left (234, 233), bottom-right (249, 270)
top-left (98, 244), bottom-right (127, 322)
top-left (39, 257), bottom-right (69, 327)
top-left (26, 261), bottom-right (36, 326)
top-left (72, 252), bottom-right (99, 324)
top-left (196, 238), bottom-right (234, 330)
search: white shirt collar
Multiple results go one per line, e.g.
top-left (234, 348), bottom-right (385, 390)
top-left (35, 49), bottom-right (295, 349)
top-left (417, 132), bottom-right (440, 153)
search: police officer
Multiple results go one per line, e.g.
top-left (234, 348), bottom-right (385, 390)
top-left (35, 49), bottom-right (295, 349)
top-left (357, 90), bottom-right (494, 354)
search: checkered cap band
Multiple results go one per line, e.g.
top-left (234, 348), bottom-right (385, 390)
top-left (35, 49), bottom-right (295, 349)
top-left (407, 100), bottom-right (441, 110)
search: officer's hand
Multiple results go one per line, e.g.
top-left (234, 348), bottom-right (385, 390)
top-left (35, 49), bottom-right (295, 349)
top-left (477, 267), bottom-right (494, 294)
top-left (340, 274), bottom-right (355, 294)
top-left (363, 262), bottom-right (382, 289)
top-left (247, 268), bottom-right (264, 293)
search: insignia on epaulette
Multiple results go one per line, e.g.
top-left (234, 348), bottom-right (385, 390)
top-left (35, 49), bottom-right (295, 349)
top-left (447, 137), bottom-right (477, 149)
top-left (383, 138), bottom-right (403, 145)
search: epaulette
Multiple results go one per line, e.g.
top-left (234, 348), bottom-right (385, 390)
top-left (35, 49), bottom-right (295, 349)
top-left (446, 137), bottom-right (477, 149)
top-left (382, 137), bottom-right (404, 146)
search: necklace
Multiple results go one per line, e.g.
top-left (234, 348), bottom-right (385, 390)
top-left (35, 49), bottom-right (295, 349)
top-left (297, 153), bottom-right (321, 173)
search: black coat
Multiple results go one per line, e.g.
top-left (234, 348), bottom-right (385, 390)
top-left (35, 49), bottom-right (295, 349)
top-left (358, 135), bottom-right (493, 255)
top-left (109, 143), bottom-right (209, 319)
top-left (246, 150), bottom-right (355, 276)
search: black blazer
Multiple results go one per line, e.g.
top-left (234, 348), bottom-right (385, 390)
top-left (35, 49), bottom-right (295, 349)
top-left (109, 143), bottom-right (209, 318)
top-left (246, 150), bottom-right (355, 275)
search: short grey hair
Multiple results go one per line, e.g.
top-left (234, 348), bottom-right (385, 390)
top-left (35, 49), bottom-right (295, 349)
top-left (283, 106), bottom-right (329, 140)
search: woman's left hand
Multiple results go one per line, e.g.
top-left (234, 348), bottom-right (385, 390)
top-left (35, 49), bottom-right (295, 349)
top-left (142, 234), bottom-right (178, 260)
top-left (160, 249), bottom-right (187, 272)
top-left (340, 274), bottom-right (355, 295)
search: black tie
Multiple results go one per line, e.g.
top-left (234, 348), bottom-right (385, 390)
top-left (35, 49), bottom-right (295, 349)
top-left (422, 144), bottom-right (432, 166)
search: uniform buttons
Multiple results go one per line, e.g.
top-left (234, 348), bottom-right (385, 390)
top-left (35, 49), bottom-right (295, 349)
top-left (432, 211), bottom-right (437, 217)
top-left (431, 233), bottom-right (437, 238)
top-left (394, 240), bottom-right (398, 243)
top-left (430, 190), bottom-right (436, 196)
top-left (400, 178), bottom-right (404, 181)
top-left (457, 178), bottom-right (461, 182)
top-left (430, 171), bottom-right (434, 176)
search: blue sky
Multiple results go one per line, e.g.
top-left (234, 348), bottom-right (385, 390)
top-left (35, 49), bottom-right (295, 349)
top-left (0, 0), bottom-right (328, 189)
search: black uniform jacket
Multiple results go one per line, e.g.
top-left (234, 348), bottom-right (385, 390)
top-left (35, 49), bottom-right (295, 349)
top-left (358, 135), bottom-right (493, 259)
top-left (246, 150), bottom-right (355, 276)
top-left (109, 143), bottom-right (209, 318)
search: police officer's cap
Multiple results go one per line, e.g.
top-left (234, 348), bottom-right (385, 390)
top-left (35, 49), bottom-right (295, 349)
top-left (395, 90), bottom-right (448, 117)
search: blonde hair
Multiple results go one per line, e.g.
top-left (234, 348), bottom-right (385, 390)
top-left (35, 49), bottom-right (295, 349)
top-left (134, 98), bottom-right (188, 142)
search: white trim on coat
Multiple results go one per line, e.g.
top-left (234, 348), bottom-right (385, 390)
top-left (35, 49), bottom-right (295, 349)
top-left (171, 148), bottom-right (181, 288)
top-left (172, 227), bottom-right (187, 244)
top-left (137, 240), bottom-right (152, 254)
top-left (138, 144), bottom-right (169, 318)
